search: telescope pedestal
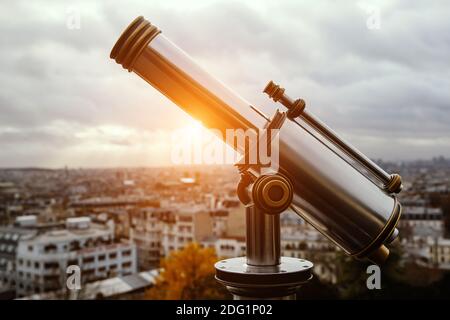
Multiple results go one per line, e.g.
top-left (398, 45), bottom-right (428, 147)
top-left (215, 173), bottom-right (313, 300)
top-left (215, 256), bottom-right (313, 299)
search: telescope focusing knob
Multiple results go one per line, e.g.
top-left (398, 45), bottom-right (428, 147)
top-left (384, 173), bottom-right (403, 194)
top-left (287, 99), bottom-right (306, 119)
top-left (252, 174), bottom-right (293, 214)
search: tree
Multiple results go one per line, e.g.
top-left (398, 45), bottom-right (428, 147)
top-left (146, 243), bottom-right (230, 300)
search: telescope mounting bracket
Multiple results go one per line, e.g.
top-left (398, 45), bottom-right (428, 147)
top-left (215, 170), bottom-right (313, 299)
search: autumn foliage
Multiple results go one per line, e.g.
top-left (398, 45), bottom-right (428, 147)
top-left (146, 243), bottom-right (229, 300)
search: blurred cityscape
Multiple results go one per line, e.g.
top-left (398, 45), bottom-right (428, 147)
top-left (1, 157), bottom-right (450, 299)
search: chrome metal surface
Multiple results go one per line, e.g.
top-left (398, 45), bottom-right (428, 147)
top-left (386, 228), bottom-right (399, 244)
top-left (232, 171), bottom-right (306, 299)
top-left (301, 110), bottom-right (392, 184)
top-left (279, 117), bottom-right (401, 256)
top-left (215, 257), bottom-right (313, 299)
top-left (132, 34), bottom-right (266, 152)
top-left (216, 257), bottom-right (313, 277)
top-left (246, 205), bottom-right (280, 266)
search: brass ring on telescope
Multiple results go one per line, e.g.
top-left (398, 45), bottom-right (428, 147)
top-left (352, 198), bottom-right (402, 264)
top-left (286, 98), bottom-right (306, 119)
top-left (114, 18), bottom-right (150, 66)
top-left (110, 16), bottom-right (161, 72)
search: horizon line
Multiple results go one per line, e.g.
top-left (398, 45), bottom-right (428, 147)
top-left (0, 156), bottom-right (449, 171)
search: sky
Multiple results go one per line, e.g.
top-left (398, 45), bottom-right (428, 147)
top-left (0, 0), bottom-right (449, 167)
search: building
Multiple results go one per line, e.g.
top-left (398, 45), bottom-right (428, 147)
top-left (222, 199), bottom-right (246, 239)
top-left (130, 205), bottom-right (214, 270)
top-left (130, 208), bottom-right (168, 270)
top-left (399, 206), bottom-right (444, 235)
top-left (280, 211), bottom-right (338, 283)
top-left (429, 238), bottom-right (450, 269)
top-left (0, 182), bottom-right (21, 225)
top-left (1, 216), bottom-right (137, 298)
top-left (281, 232), bottom-right (338, 284)
top-left (0, 225), bottom-right (37, 298)
top-left (210, 209), bottom-right (229, 237)
top-left (214, 236), bottom-right (246, 258)
top-left (20, 269), bottom-right (159, 300)
top-left (161, 206), bottom-right (213, 257)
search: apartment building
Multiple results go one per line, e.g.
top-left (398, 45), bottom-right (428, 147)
top-left (0, 225), bottom-right (37, 298)
top-left (130, 205), bottom-right (214, 269)
top-left (210, 209), bottom-right (229, 237)
top-left (130, 208), bottom-right (169, 270)
top-left (161, 206), bottom-right (213, 257)
top-left (429, 238), bottom-right (450, 269)
top-left (280, 212), bottom-right (338, 283)
top-left (1, 216), bottom-right (137, 298)
top-left (399, 206), bottom-right (444, 234)
top-left (214, 236), bottom-right (246, 258)
top-left (281, 232), bottom-right (338, 284)
top-left (222, 200), bottom-right (246, 239)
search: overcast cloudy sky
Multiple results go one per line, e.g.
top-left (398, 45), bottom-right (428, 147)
top-left (0, 0), bottom-right (449, 167)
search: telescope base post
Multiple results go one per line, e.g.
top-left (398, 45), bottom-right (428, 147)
top-left (215, 172), bottom-right (313, 300)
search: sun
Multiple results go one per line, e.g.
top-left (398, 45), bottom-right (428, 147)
top-left (183, 119), bottom-right (205, 140)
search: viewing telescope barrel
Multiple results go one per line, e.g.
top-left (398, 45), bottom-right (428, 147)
top-left (110, 16), bottom-right (402, 264)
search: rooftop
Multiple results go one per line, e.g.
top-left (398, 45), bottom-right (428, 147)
top-left (18, 269), bottom-right (159, 300)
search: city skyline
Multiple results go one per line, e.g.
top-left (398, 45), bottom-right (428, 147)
top-left (1, 161), bottom-right (450, 299)
top-left (0, 155), bottom-right (449, 170)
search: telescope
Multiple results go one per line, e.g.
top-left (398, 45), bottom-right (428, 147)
top-left (110, 16), bottom-right (403, 299)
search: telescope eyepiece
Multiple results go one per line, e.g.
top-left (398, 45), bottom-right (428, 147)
top-left (264, 81), bottom-right (306, 119)
top-left (264, 80), bottom-right (285, 102)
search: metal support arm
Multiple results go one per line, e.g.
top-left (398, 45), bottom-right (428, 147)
top-left (215, 172), bottom-right (313, 300)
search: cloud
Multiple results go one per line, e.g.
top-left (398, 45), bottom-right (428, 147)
top-left (0, 0), bottom-right (449, 167)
